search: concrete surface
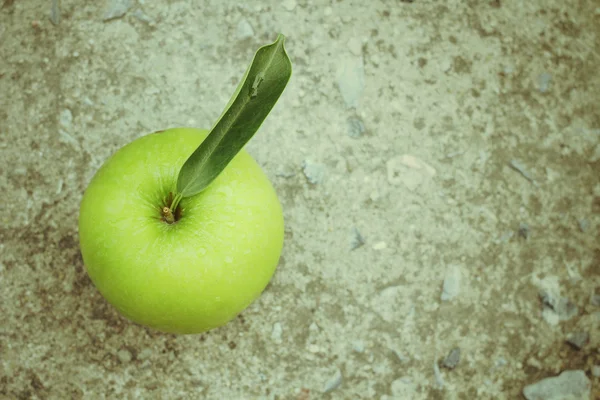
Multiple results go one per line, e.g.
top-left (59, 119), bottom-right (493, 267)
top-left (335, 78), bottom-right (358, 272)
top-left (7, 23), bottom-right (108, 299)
top-left (1, 0), bottom-right (599, 399)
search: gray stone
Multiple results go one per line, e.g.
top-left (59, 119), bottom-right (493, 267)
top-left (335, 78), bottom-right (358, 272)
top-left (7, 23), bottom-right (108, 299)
top-left (441, 266), bottom-right (461, 301)
top-left (137, 348), bottom-right (153, 360)
top-left (538, 73), bottom-right (552, 93)
top-left (323, 369), bottom-right (342, 393)
top-left (566, 331), bottom-right (589, 350)
top-left (509, 159), bottom-right (537, 186)
top-left (132, 9), bottom-right (153, 24)
top-left (591, 294), bottom-right (600, 307)
top-left (117, 348), bottom-right (132, 363)
top-left (523, 370), bottom-right (590, 400)
top-left (347, 117), bottom-right (365, 138)
top-left (495, 358), bottom-right (507, 367)
top-left (59, 109), bottom-right (73, 129)
top-left (539, 291), bottom-right (578, 323)
top-left (50, 0), bottom-right (60, 25)
top-left (103, 0), bottom-right (132, 21)
top-left (441, 347), bottom-right (461, 369)
top-left (350, 227), bottom-right (365, 250)
top-left (271, 322), bottom-right (283, 342)
top-left (302, 160), bottom-right (325, 184)
top-left (337, 57), bottom-right (364, 109)
top-left (352, 340), bottom-right (365, 353)
top-left (518, 223), bottom-right (530, 239)
top-left (236, 19), bottom-right (254, 40)
top-left (433, 360), bottom-right (444, 388)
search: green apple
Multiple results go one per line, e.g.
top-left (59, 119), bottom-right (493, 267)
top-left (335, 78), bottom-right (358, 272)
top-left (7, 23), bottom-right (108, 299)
top-left (79, 127), bottom-right (283, 333)
top-left (78, 35), bottom-right (292, 334)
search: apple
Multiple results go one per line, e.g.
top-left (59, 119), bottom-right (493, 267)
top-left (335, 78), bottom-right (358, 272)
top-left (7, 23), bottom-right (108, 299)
top-left (78, 35), bottom-right (292, 334)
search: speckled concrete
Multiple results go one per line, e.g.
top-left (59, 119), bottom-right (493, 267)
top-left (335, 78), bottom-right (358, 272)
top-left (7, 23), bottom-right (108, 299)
top-left (1, 1), bottom-right (599, 399)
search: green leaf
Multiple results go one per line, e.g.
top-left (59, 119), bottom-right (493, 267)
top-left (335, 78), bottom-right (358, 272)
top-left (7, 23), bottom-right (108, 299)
top-left (176, 33), bottom-right (292, 198)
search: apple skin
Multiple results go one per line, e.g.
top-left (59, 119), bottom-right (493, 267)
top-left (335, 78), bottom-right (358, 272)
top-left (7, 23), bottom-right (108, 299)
top-left (78, 127), bottom-right (284, 334)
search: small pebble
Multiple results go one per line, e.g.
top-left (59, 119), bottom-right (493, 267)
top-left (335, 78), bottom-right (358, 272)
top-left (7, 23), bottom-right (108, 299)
top-left (592, 294), bottom-right (600, 306)
top-left (509, 159), bottom-right (537, 186)
top-left (441, 265), bottom-right (461, 301)
top-left (347, 117), bottom-right (365, 138)
top-left (538, 72), bottom-right (552, 93)
top-left (236, 19), bottom-right (254, 40)
top-left (59, 109), bottom-right (73, 129)
top-left (103, 0), bottom-right (132, 21)
top-left (137, 348), bottom-right (153, 360)
top-left (441, 347), bottom-right (461, 369)
top-left (592, 365), bottom-right (600, 378)
top-left (117, 349), bottom-right (132, 363)
top-left (50, 0), bottom-right (60, 25)
top-left (523, 370), bottom-right (590, 400)
top-left (518, 223), bottom-right (530, 239)
top-left (271, 322), bottom-right (283, 342)
top-left (132, 9), bottom-right (153, 24)
top-left (440, 58), bottom-right (452, 72)
top-left (352, 340), bottom-right (365, 353)
top-left (566, 331), bottom-right (589, 350)
top-left (302, 160), bottom-right (325, 184)
top-left (337, 57), bottom-right (364, 109)
top-left (323, 369), bottom-right (342, 393)
top-left (350, 227), bottom-right (365, 250)
top-left (539, 291), bottom-right (578, 323)
top-left (433, 360), bottom-right (444, 388)
top-left (577, 219), bottom-right (589, 232)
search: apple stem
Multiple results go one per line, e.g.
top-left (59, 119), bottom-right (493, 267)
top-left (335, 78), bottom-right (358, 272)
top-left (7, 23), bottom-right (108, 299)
top-left (162, 206), bottom-right (175, 224)
top-left (160, 192), bottom-right (184, 224)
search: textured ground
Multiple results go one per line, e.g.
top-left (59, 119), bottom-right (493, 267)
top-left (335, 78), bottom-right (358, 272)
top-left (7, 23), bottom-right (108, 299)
top-left (1, 0), bottom-right (599, 399)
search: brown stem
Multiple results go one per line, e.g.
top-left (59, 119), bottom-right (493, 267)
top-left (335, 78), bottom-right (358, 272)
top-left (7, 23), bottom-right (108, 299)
top-left (162, 206), bottom-right (175, 224)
